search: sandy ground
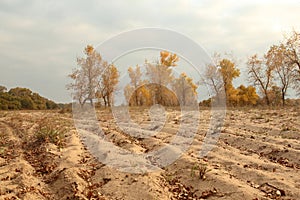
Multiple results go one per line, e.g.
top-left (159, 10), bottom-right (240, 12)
top-left (0, 107), bottom-right (299, 200)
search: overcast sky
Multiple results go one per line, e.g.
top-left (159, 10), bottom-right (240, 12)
top-left (1, 0), bottom-right (300, 103)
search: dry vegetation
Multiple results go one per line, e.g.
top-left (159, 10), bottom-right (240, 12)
top-left (0, 107), bottom-right (299, 200)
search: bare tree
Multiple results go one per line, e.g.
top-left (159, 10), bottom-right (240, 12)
top-left (67, 45), bottom-right (104, 106)
top-left (266, 44), bottom-right (295, 106)
top-left (247, 54), bottom-right (274, 105)
top-left (283, 30), bottom-right (300, 95)
top-left (284, 30), bottom-right (300, 71)
top-left (67, 68), bottom-right (87, 105)
top-left (203, 64), bottom-right (223, 103)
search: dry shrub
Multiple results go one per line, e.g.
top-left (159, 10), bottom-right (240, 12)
top-left (35, 118), bottom-right (68, 148)
top-left (58, 107), bottom-right (72, 114)
top-left (191, 163), bottom-right (211, 180)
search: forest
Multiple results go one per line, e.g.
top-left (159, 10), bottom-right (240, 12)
top-left (0, 86), bottom-right (58, 110)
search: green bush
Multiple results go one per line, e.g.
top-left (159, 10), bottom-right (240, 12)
top-left (0, 86), bottom-right (59, 110)
top-left (20, 97), bottom-right (35, 109)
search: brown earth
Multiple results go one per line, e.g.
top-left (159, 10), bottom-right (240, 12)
top-left (0, 107), bottom-right (299, 200)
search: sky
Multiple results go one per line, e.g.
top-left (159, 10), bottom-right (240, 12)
top-left (1, 0), bottom-right (300, 103)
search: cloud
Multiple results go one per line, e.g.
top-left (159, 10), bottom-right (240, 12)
top-left (0, 0), bottom-right (299, 102)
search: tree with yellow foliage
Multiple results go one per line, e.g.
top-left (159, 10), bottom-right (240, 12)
top-left (218, 59), bottom-right (240, 106)
top-left (67, 45), bottom-right (104, 106)
top-left (99, 64), bottom-right (119, 107)
top-left (124, 84), bottom-right (134, 105)
top-left (124, 65), bottom-right (152, 106)
top-left (127, 65), bottom-right (142, 106)
top-left (146, 51), bottom-right (179, 104)
top-left (134, 84), bottom-right (152, 106)
top-left (204, 56), bottom-right (260, 107)
top-left (160, 51), bottom-right (179, 67)
top-left (67, 45), bottom-right (119, 107)
top-left (124, 51), bottom-right (200, 107)
top-left (172, 73), bottom-right (198, 106)
top-left (236, 85), bottom-right (259, 106)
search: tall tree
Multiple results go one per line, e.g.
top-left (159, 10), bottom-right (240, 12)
top-left (67, 45), bottom-right (104, 106)
top-left (283, 30), bottom-right (300, 95)
top-left (99, 64), bottom-right (120, 107)
top-left (219, 59), bottom-right (240, 106)
top-left (127, 65), bottom-right (142, 106)
top-left (203, 64), bottom-right (224, 103)
top-left (266, 44), bottom-right (294, 106)
top-left (247, 54), bottom-right (274, 105)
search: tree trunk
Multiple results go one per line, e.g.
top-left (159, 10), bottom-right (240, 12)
top-left (107, 95), bottom-right (111, 107)
top-left (103, 97), bottom-right (107, 107)
top-left (82, 98), bottom-right (87, 106)
top-left (158, 85), bottom-right (162, 105)
top-left (264, 90), bottom-right (270, 106)
top-left (135, 91), bottom-right (139, 106)
top-left (79, 98), bottom-right (84, 107)
top-left (282, 88), bottom-right (285, 107)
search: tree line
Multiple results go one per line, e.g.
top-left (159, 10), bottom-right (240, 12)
top-left (247, 30), bottom-right (300, 106)
top-left (68, 47), bottom-right (199, 107)
top-left (124, 51), bottom-right (198, 107)
top-left (69, 30), bottom-right (300, 107)
top-left (203, 56), bottom-right (259, 107)
top-left (0, 86), bottom-right (58, 110)
top-left (203, 30), bottom-right (300, 107)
